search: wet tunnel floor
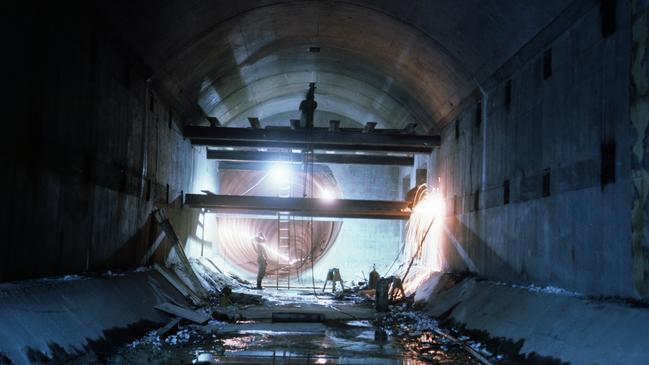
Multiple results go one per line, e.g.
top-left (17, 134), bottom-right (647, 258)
top-left (100, 321), bottom-right (483, 364)
top-left (89, 290), bottom-right (489, 364)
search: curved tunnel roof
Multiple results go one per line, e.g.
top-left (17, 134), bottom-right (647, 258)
top-left (100, 0), bottom-right (571, 132)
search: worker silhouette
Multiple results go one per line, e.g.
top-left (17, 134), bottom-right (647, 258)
top-left (253, 232), bottom-right (268, 289)
top-left (299, 83), bottom-right (317, 128)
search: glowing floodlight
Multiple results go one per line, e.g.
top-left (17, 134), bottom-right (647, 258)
top-left (319, 189), bottom-right (335, 202)
top-left (268, 163), bottom-right (291, 187)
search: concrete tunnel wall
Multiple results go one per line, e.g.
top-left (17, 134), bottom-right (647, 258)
top-left (4, 2), bottom-right (649, 363)
top-left (434, 0), bottom-right (647, 299)
top-left (3, 0), bottom-right (648, 306)
top-left (2, 3), bottom-right (218, 282)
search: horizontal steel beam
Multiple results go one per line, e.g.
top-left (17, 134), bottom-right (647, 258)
top-left (206, 150), bottom-right (413, 166)
top-left (184, 194), bottom-right (411, 220)
top-left (192, 139), bottom-right (432, 153)
top-left (185, 126), bottom-right (439, 153)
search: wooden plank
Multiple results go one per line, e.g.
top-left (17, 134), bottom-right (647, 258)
top-left (155, 317), bottom-right (182, 338)
top-left (154, 263), bottom-right (203, 306)
top-left (140, 231), bottom-right (166, 266)
top-left (154, 302), bottom-right (210, 324)
top-left (152, 209), bottom-right (208, 298)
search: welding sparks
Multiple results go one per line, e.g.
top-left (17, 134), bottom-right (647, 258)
top-left (401, 185), bottom-right (446, 295)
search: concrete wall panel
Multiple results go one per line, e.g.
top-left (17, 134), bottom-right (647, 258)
top-left (436, 0), bottom-right (637, 298)
top-left (2, 4), bottom-right (216, 282)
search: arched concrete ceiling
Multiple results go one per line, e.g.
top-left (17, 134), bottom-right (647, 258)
top-left (99, 0), bottom-right (571, 131)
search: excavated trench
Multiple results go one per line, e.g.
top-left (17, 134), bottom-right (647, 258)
top-left (80, 289), bottom-right (492, 365)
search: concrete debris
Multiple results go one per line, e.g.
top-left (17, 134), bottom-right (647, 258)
top-left (155, 209), bottom-right (209, 298)
top-left (88, 286), bottom-right (496, 364)
top-left (128, 326), bottom-right (202, 349)
top-left (378, 305), bottom-right (440, 336)
top-left (164, 329), bottom-right (193, 345)
top-left (128, 330), bottom-right (162, 349)
top-left (60, 274), bottom-right (84, 281)
top-left (190, 257), bottom-right (242, 293)
top-left (376, 305), bottom-right (494, 364)
top-left (104, 270), bottom-right (126, 277)
top-left (39, 267), bottom-right (152, 283)
top-left (227, 272), bottom-right (252, 286)
top-left (154, 263), bottom-right (204, 306)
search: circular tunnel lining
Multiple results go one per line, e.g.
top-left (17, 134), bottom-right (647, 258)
top-left (214, 163), bottom-right (343, 276)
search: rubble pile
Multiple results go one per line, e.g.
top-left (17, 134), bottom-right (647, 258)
top-left (376, 305), bottom-right (500, 364)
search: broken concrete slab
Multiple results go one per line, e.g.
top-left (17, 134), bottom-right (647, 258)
top-left (0, 271), bottom-right (190, 365)
top-left (271, 312), bottom-right (324, 322)
top-left (154, 263), bottom-right (203, 306)
top-left (425, 276), bottom-right (649, 365)
top-left (239, 302), bottom-right (377, 321)
top-left (202, 322), bottom-right (328, 334)
top-left (154, 303), bottom-right (210, 324)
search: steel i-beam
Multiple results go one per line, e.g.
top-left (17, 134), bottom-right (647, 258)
top-left (206, 150), bottom-right (414, 166)
top-left (184, 194), bottom-right (411, 220)
top-left (185, 126), bottom-right (439, 153)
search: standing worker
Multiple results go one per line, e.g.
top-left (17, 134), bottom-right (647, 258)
top-left (253, 232), bottom-right (268, 289)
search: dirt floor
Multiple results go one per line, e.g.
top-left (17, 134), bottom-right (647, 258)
top-left (68, 287), bottom-right (501, 364)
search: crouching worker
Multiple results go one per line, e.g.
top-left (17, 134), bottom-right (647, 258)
top-left (252, 232), bottom-right (268, 289)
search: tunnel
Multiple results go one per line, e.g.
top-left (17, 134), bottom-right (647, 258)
top-left (2, 0), bottom-right (649, 364)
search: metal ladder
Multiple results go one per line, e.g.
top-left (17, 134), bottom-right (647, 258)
top-left (276, 212), bottom-right (292, 289)
top-left (276, 177), bottom-right (292, 289)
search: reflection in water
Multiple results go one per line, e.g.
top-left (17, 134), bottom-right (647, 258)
top-left (104, 317), bottom-right (483, 364)
top-left (221, 335), bottom-right (257, 350)
top-left (186, 320), bottom-right (478, 364)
